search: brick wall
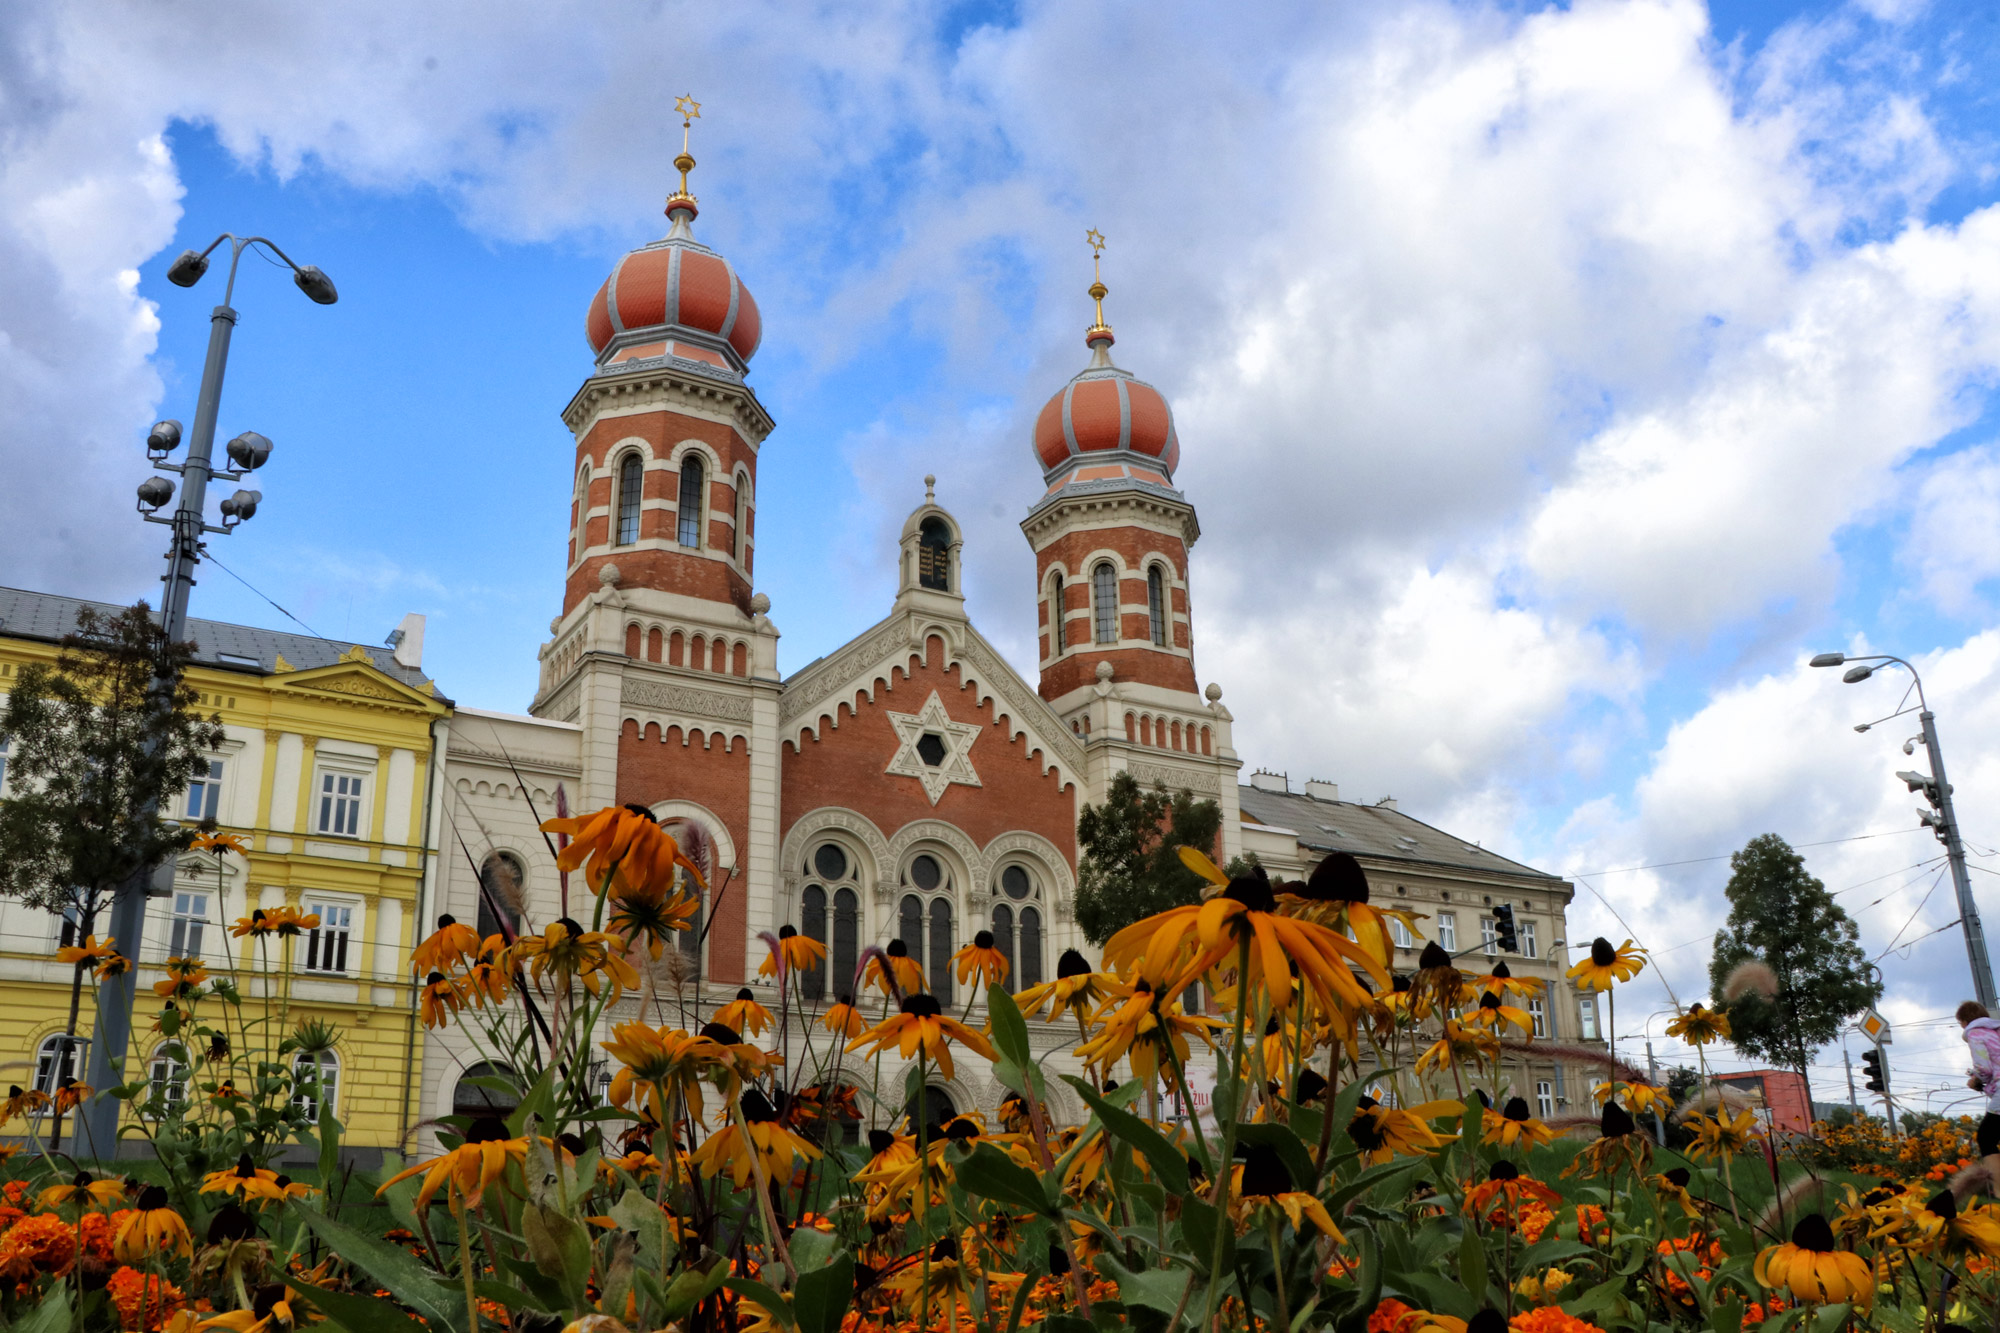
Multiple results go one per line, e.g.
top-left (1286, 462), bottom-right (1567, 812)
top-left (616, 720), bottom-right (752, 984)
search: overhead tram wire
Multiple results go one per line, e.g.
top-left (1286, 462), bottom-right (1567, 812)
top-left (1568, 825), bottom-right (1932, 879)
top-left (1874, 866), bottom-right (1951, 960)
top-left (203, 550), bottom-right (333, 643)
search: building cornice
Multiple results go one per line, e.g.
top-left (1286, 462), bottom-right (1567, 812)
top-left (563, 362), bottom-right (776, 444)
top-left (1020, 485), bottom-right (1199, 548)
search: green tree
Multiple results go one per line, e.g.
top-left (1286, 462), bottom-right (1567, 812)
top-left (1074, 772), bottom-right (1223, 946)
top-left (0, 603), bottom-right (223, 1131)
top-left (1709, 833), bottom-right (1880, 1118)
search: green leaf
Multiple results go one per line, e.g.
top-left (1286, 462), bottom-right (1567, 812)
top-left (1457, 1220), bottom-right (1486, 1303)
top-left (795, 1251), bottom-right (856, 1333)
top-left (298, 1282), bottom-right (431, 1333)
top-left (1177, 1198), bottom-right (1232, 1278)
top-left (522, 1202), bottom-right (591, 1307)
top-left (1811, 1303), bottom-right (1851, 1333)
top-left (665, 1256), bottom-right (731, 1320)
top-left (1096, 1254), bottom-right (1192, 1315)
top-left (1062, 1076), bottom-right (1191, 1196)
top-left (13, 1287), bottom-right (71, 1333)
top-left (789, 1226), bottom-right (840, 1273)
top-left (1708, 1296), bottom-right (1745, 1333)
top-left (609, 1185), bottom-right (665, 1262)
top-left (472, 1280), bottom-right (551, 1314)
top-left (289, 1201), bottom-right (461, 1333)
top-left (722, 1279), bottom-right (795, 1328)
top-left (1326, 1074), bottom-right (1376, 1160)
top-left (1325, 1158), bottom-right (1428, 1216)
top-left (955, 1142), bottom-right (1057, 1215)
top-left (989, 983), bottom-right (1032, 1067)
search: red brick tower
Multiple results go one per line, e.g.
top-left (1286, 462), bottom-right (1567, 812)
top-left (532, 100), bottom-right (781, 986)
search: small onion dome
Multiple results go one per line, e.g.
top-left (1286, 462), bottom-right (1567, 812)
top-left (585, 179), bottom-right (761, 372)
top-left (1032, 243), bottom-right (1179, 488)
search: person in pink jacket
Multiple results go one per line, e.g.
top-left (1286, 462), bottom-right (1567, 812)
top-left (1960, 1000), bottom-right (2000, 1191)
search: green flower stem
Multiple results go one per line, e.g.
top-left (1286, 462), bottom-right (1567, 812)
top-left (1201, 934), bottom-right (1253, 1332)
top-left (450, 1190), bottom-right (480, 1332)
top-left (1265, 1212), bottom-right (1290, 1333)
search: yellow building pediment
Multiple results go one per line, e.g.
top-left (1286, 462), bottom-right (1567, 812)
top-left (271, 660), bottom-right (449, 715)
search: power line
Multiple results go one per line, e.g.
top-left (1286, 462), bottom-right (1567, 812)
top-left (1570, 826), bottom-right (1930, 878)
top-left (202, 551), bottom-right (332, 642)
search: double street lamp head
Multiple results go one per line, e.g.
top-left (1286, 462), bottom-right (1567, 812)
top-left (1810, 652), bottom-right (1846, 668)
top-left (164, 240), bottom-right (337, 305)
top-left (1812, 651), bottom-right (1876, 683)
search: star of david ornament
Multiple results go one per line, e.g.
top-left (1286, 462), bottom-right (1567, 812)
top-left (884, 690), bottom-right (982, 805)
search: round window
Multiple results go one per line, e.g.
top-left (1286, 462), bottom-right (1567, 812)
top-left (910, 854), bottom-right (942, 892)
top-left (813, 844), bottom-right (848, 882)
top-left (1001, 865), bottom-right (1031, 900)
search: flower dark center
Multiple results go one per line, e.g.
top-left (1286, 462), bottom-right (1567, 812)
top-left (1223, 867), bottom-right (1277, 913)
top-left (1791, 1213), bottom-right (1836, 1252)
top-left (1348, 1107), bottom-right (1385, 1150)
top-left (72, 1171), bottom-right (93, 1187)
top-left (1238, 1144), bottom-right (1292, 1196)
top-left (1927, 1189), bottom-right (1958, 1221)
top-left (700, 1022), bottom-right (742, 1046)
top-left (741, 1089), bottom-right (778, 1123)
top-left (1467, 1311), bottom-right (1507, 1333)
top-left (944, 1117), bottom-right (980, 1142)
top-left (1303, 851), bottom-right (1370, 903)
top-left (1057, 949), bottom-right (1091, 978)
top-left (427, 971), bottom-right (447, 985)
top-left (1491, 961), bottom-right (1511, 979)
top-left (1392, 975), bottom-right (1411, 993)
top-left (234, 1155), bottom-right (256, 1178)
top-left (931, 1236), bottom-right (960, 1262)
top-left (974, 930), bottom-right (994, 949)
top-left (868, 1129), bottom-right (895, 1154)
top-left (837, 994), bottom-right (854, 1007)
top-left (1600, 1102), bottom-right (1635, 1139)
top-left (623, 803), bottom-right (658, 821)
top-left (1417, 942), bottom-right (1452, 971)
top-left (887, 939), bottom-right (909, 958)
top-left (138, 1185), bottom-right (169, 1210)
top-left (1503, 1097), bottom-right (1532, 1123)
top-left (736, 987), bottom-right (755, 1001)
top-left (1294, 1069), bottom-right (1328, 1101)
top-left (779, 924), bottom-right (797, 939)
top-left (555, 916), bottom-right (584, 938)
top-left (1479, 993), bottom-right (1502, 1011)
top-left (1488, 1160), bottom-right (1520, 1182)
top-left (1664, 1167), bottom-right (1691, 1188)
top-left (1590, 938), bottom-right (1617, 966)
top-left (902, 994), bottom-right (943, 1018)
top-left (465, 1116), bottom-right (511, 1144)
top-left (438, 914), bottom-right (457, 928)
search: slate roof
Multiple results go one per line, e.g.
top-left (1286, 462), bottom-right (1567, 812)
top-left (1236, 782), bottom-right (1562, 884)
top-left (0, 585), bottom-right (445, 700)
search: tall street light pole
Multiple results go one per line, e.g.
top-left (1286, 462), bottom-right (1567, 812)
top-left (80, 235), bottom-right (336, 1156)
top-left (1810, 650), bottom-right (1995, 1012)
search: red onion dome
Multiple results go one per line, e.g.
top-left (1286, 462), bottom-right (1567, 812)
top-left (585, 191), bottom-right (761, 373)
top-left (1032, 351), bottom-right (1181, 487)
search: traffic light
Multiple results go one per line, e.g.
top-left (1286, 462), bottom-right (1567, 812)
top-left (1493, 904), bottom-right (1519, 954)
top-left (1861, 1047), bottom-right (1885, 1094)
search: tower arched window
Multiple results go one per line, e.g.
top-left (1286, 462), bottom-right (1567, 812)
top-left (918, 518), bottom-right (951, 592)
top-left (1019, 906), bottom-right (1043, 990)
top-left (833, 887), bottom-right (859, 999)
top-left (995, 865), bottom-right (1043, 989)
top-left (1147, 566), bottom-right (1167, 646)
top-left (800, 885), bottom-right (827, 999)
top-left (1093, 563), bottom-right (1118, 644)
top-left (928, 898), bottom-right (954, 1008)
top-left (615, 454), bottom-right (643, 546)
top-left (805, 844), bottom-right (863, 1001)
top-left (574, 463), bottom-right (591, 558)
top-left (677, 455), bottom-right (705, 548)
top-left (734, 473), bottom-right (751, 565)
top-left (1051, 574), bottom-right (1066, 653)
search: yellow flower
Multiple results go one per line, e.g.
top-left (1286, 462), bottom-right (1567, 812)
top-left (821, 995), bottom-right (865, 1038)
top-left (714, 988), bottom-right (774, 1038)
top-left (607, 884), bottom-right (699, 960)
top-left (1755, 1214), bottom-right (1872, 1309)
top-left (689, 1089), bottom-right (821, 1187)
top-left (1347, 1096), bottom-right (1459, 1166)
top-left (191, 830), bottom-right (250, 856)
top-left (196, 1284), bottom-right (320, 1332)
top-left (38, 1170), bottom-right (127, 1211)
top-left (411, 914), bottom-right (481, 974)
top-left (600, 1022), bottom-right (726, 1121)
top-left (860, 939), bottom-right (926, 999)
top-left (953, 930), bottom-right (1010, 988)
top-left (540, 803), bottom-right (706, 896)
top-left (760, 924), bottom-right (828, 979)
top-left (418, 972), bottom-right (464, 1029)
top-left (1075, 979), bottom-right (1220, 1085)
top-left (230, 910), bottom-right (277, 939)
top-left (1664, 1001), bottom-right (1729, 1045)
top-left (1685, 1109), bottom-right (1761, 1164)
top-left (1481, 1097), bottom-right (1556, 1149)
top-left (375, 1119), bottom-right (528, 1211)
top-left (201, 1155), bottom-right (287, 1203)
top-left (846, 994), bottom-right (997, 1081)
top-left (1593, 1080), bottom-right (1673, 1119)
top-left (1472, 959), bottom-right (1544, 1000)
top-left (1237, 1143), bottom-right (1344, 1239)
top-left (113, 1185), bottom-right (194, 1262)
top-left (1464, 990), bottom-right (1535, 1037)
top-left (1566, 937), bottom-right (1645, 991)
top-left (505, 917), bottom-right (639, 999)
top-left (1415, 1020), bottom-right (1499, 1077)
top-left (1103, 855), bottom-right (1387, 1015)
top-left (0, 1084), bottom-right (48, 1124)
top-left (53, 1078), bottom-right (93, 1114)
top-left (1015, 948), bottom-right (1120, 1022)
top-left (56, 933), bottom-right (119, 969)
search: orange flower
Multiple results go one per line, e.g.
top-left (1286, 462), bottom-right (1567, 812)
top-left (1509, 1310), bottom-right (1606, 1333)
top-left (0, 1212), bottom-right (78, 1274)
top-left (846, 994), bottom-right (998, 1081)
top-left (540, 803), bottom-right (706, 896)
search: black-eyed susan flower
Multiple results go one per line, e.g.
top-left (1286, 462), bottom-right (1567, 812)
top-left (262, 906), bottom-right (318, 938)
top-left (1075, 979), bottom-right (1220, 1085)
top-left (1593, 1079), bottom-right (1673, 1119)
top-left (201, 1155), bottom-right (287, 1204)
top-left (759, 923), bottom-right (827, 980)
top-left (1472, 958), bottom-right (1544, 1000)
top-left (1754, 1213), bottom-right (1872, 1309)
top-left (417, 971), bottom-right (464, 1029)
top-left (1894, 1189), bottom-right (2000, 1262)
top-left (608, 884), bottom-right (699, 960)
top-left (0, 1084), bottom-right (46, 1124)
top-left (821, 994), bottom-right (864, 1038)
top-left (714, 987), bottom-right (774, 1038)
top-left (1465, 990), bottom-right (1535, 1037)
top-left (38, 1169), bottom-right (126, 1211)
top-left (1566, 1101), bottom-right (1651, 1179)
top-left (196, 1283), bottom-right (319, 1332)
top-left (1482, 1097), bottom-right (1556, 1149)
top-left (1103, 859), bottom-right (1387, 1015)
top-left (1651, 1166), bottom-right (1702, 1220)
top-left (846, 993), bottom-right (996, 1080)
top-left (601, 1021), bottom-right (725, 1121)
top-left (1567, 937), bottom-right (1645, 991)
top-left (1415, 1019), bottom-right (1499, 1077)
top-left (540, 803), bottom-right (705, 897)
top-left (113, 1185), bottom-right (193, 1262)
top-left (411, 914), bottom-right (481, 974)
top-left (460, 939), bottom-right (511, 1007)
top-left (860, 939), bottom-right (926, 999)
top-left (1236, 1143), bottom-right (1342, 1238)
top-left (953, 930), bottom-right (1009, 988)
top-left (1015, 948), bottom-right (1119, 1023)
top-left (192, 829), bottom-right (250, 856)
top-left (375, 1117), bottom-right (528, 1211)
top-left (505, 917), bottom-right (638, 999)
top-left (230, 910), bottom-right (275, 939)
top-left (1664, 1002), bottom-right (1730, 1045)
top-left (690, 1088), bottom-right (821, 1187)
top-left (1347, 1095), bottom-right (1458, 1166)
top-left (52, 1078), bottom-right (92, 1114)
top-left (56, 933), bottom-right (120, 971)
top-left (1276, 850), bottom-right (1427, 974)
top-left (1463, 1160), bottom-right (1561, 1229)
top-left (152, 956), bottom-right (211, 1002)
top-left (1685, 1108), bottom-right (1761, 1164)
top-left (1409, 941), bottom-right (1471, 1016)
top-left (94, 951), bottom-right (132, 982)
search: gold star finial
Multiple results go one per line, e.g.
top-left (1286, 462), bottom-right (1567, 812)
top-left (668, 95), bottom-right (702, 215)
top-left (1085, 227), bottom-right (1112, 344)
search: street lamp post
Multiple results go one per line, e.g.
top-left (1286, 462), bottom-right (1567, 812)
top-left (1810, 650), bottom-right (1995, 1012)
top-left (79, 235), bottom-right (335, 1156)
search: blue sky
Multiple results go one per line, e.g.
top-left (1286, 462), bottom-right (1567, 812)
top-left (6, 0), bottom-right (2000, 1102)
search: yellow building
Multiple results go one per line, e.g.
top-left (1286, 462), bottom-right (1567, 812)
top-left (0, 587), bottom-right (450, 1162)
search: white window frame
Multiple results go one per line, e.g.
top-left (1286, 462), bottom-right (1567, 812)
top-left (313, 766), bottom-right (369, 839)
top-left (34, 1034), bottom-right (79, 1094)
top-left (1536, 1080), bottom-right (1554, 1119)
top-left (1437, 912), bottom-right (1456, 952)
top-left (1480, 917), bottom-right (1498, 956)
top-left (149, 1045), bottom-right (188, 1109)
top-left (1528, 997), bottom-right (1547, 1038)
top-left (300, 898), bottom-right (357, 975)
top-left (1578, 994), bottom-right (1600, 1040)
top-left (293, 1050), bottom-right (339, 1119)
top-left (1521, 919), bottom-right (1538, 959)
top-left (185, 758), bottom-right (225, 821)
top-left (168, 891), bottom-right (209, 962)
top-left (1389, 917), bottom-right (1414, 949)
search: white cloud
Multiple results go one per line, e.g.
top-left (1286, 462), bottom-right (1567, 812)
top-left (1904, 442), bottom-right (2000, 614)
